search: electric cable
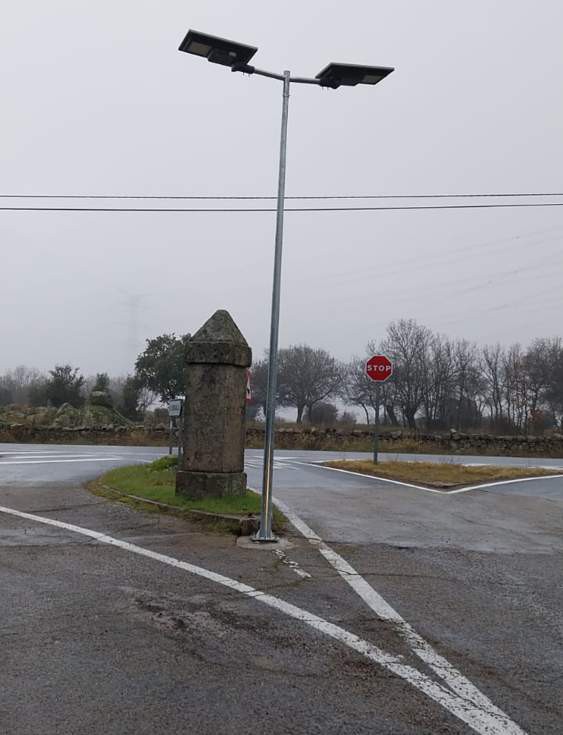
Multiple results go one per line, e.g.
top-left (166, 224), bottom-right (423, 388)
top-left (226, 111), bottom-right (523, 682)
top-left (2, 202), bottom-right (563, 213)
top-left (0, 192), bottom-right (562, 201)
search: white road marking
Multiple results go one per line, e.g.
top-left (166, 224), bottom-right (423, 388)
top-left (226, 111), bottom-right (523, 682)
top-left (245, 460), bottom-right (297, 471)
top-left (0, 448), bottom-right (79, 452)
top-left (0, 454), bottom-right (106, 460)
top-left (300, 460), bottom-right (563, 496)
top-left (0, 501), bottom-right (525, 735)
top-left (273, 548), bottom-right (312, 579)
top-left (0, 452), bottom-right (98, 459)
top-left (247, 489), bottom-right (525, 734)
top-left (464, 462), bottom-right (563, 470)
top-left (0, 457), bottom-right (123, 466)
top-left (445, 473), bottom-right (563, 494)
top-left (246, 455), bottom-right (301, 461)
top-left (299, 461), bottom-right (446, 493)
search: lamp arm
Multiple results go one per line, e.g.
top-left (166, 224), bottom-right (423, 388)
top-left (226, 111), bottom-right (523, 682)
top-left (231, 64), bottom-right (323, 86)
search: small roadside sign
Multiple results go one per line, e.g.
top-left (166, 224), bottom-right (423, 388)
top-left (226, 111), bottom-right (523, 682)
top-left (168, 399), bottom-right (184, 418)
top-left (245, 369), bottom-right (252, 403)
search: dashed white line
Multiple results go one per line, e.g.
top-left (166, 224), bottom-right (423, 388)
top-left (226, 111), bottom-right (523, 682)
top-left (0, 501), bottom-right (526, 735)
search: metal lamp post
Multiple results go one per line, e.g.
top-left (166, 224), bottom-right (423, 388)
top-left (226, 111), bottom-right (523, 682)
top-left (179, 29), bottom-right (394, 542)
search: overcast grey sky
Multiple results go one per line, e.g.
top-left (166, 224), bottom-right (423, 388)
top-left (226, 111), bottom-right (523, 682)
top-left (1, 1), bottom-right (562, 375)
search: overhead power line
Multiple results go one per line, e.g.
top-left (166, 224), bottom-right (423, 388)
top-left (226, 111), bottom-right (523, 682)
top-left (2, 202), bottom-right (563, 213)
top-left (0, 192), bottom-right (562, 201)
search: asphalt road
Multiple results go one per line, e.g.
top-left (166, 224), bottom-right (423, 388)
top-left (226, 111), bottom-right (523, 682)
top-left (1, 443), bottom-right (562, 734)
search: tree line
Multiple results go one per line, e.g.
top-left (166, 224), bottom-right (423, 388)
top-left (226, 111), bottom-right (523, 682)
top-left (1, 321), bottom-right (562, 433)
top-left (0, 366), bottom-right (145, 420)
top-left (0, 334), bottom-right (190, 420)
top-left (250, 320), bottom-right (563, 433)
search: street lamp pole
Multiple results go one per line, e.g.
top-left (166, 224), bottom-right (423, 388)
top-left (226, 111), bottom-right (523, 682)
top-left (178, 29), bottom-right (394, 543)
top-left (257, 70), bottom-right (291, 541)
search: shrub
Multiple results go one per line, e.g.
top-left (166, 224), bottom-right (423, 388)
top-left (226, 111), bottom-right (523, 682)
top-left (149, 456), bottom-right (178, 472)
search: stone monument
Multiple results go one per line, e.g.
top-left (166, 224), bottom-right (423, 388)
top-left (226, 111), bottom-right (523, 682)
top-left (176, 309), bottom-right (252, 499)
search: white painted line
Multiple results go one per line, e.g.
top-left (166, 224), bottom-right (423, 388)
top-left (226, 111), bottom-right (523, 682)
top-left (0, 449), bottom-right (82, 453)
top-left (245, 460), bottom-right (297, 471)
top-left (298, 460), bottom-right (563, 496)
top-left (125, 453), bottom-right (168, 459)
top-left (247, 488), bottom-right (524, 734)
top-left (0, 452), bottom-right (102, 458)
top-left (446, 473), bottom-right (563, 494)
top-left (0, 457), bottom-right (123, 466)
top-left (273, 548), bottom-right (312, 579)
top-left (0, 501), bottom-right (525, 735)
top-left (0, 454), bottom-right (105, 460)
top-left (295, 461), bottom-right (446, 494)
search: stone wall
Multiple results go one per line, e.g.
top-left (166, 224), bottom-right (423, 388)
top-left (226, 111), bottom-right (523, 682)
top-left (246, 426), bottom-right (563, 457)
top-left (0, 424), bottom-right (169, 446)
top-left (2, 422), bottom-right (563, 457)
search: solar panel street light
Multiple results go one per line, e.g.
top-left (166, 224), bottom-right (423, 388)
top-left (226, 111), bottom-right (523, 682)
top-left (315, 62), bottom-right (395, 89)
top-left (178, 29), bottom-right (258, 67)
top-left (178, 28), bottom-right (394, 542)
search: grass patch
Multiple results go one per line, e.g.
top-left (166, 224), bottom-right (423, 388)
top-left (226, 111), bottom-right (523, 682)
top-left (324, 459), bottom-right (563, 489)
top-left (94, 457), bottom-right (285, 529)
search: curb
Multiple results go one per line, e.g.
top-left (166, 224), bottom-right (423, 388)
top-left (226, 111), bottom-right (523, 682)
top-left (98, 484), bottom-right (260, 536)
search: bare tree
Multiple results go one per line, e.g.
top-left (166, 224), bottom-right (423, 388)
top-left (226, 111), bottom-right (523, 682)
top-left (0, 366), bottom-right (45, 405)
top-left (543, 338), bottom-right (563, 427)
top-left (523, 338), bottom-right (556, 430)
top-left (137, 386), bottom-right (158, 414)
top-left (452, 339), bottom-right (482, 429)
top-left (342, 357), bottom-right (378, 424)
top-left (481, 344), bottom-right (505, 427)
top-left (421, 335), bottom-right (455, 428)
top-left (277, 345), bottom-right (342, 423)
top-left (248, 358), bottom-right (269, 419)
top-left (502, 345), bottom-right (528, 431)
top-left (378, 319), bottom-right (432, 429)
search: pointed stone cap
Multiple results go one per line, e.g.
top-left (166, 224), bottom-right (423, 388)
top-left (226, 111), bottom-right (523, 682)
top-left (185, 309), bottom-right (252, 367)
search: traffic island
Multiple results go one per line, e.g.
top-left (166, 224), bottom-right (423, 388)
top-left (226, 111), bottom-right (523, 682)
top-left (323, 459), bottom-right (563, 489)
top-left (90, 457), bottom-right (286, 535)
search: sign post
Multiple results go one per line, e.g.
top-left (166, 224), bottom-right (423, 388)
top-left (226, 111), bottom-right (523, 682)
top-left (245, 369), bottom-right (252, 404)
top-left (365, 355), bottom-right (393, 464)
top-left (168, 399), bottom-right (184, 457)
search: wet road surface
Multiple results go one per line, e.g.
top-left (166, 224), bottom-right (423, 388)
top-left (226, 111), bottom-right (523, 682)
top-left (1, 443), bottom-right (562, 734)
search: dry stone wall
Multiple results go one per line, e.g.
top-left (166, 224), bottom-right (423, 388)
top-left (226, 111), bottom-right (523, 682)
top-left (1, 422), bottom-right (563, 457)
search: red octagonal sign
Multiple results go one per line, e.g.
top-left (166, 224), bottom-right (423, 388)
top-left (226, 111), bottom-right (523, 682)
top-left (365, 354), bottom-right (393, 382)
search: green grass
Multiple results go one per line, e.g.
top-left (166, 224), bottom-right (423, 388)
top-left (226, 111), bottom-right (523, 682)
top-left (324, 459), bottom-right (563, 488)
top-left (97, 458), bottom-right (285, 526)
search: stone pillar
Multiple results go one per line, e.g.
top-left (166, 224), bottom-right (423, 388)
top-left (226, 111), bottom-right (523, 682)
top-left (176, 310), bottom-right (252, 499)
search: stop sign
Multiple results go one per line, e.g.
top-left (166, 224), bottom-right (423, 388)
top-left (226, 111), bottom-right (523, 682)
top-left (365, 354), bottom-right (393, 382)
